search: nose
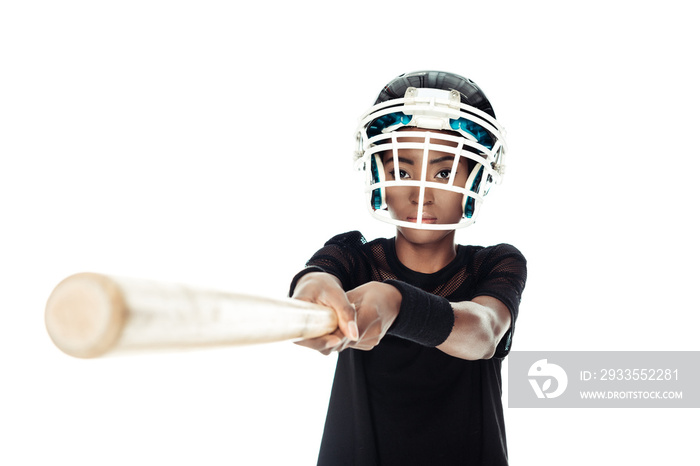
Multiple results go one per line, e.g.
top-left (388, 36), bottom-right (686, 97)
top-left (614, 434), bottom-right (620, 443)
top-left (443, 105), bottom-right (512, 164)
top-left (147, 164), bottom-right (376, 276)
top-left (410, 185), bottom-right (435, 205)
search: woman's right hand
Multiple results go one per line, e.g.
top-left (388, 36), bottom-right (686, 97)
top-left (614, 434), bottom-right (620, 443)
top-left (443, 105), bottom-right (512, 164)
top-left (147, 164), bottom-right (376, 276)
top-left (291, 272), bottom-right (359, 355)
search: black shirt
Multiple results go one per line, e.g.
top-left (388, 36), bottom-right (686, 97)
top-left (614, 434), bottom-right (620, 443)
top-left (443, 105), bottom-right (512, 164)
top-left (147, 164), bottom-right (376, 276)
top-left (290, 231), bottom-right (527, 465)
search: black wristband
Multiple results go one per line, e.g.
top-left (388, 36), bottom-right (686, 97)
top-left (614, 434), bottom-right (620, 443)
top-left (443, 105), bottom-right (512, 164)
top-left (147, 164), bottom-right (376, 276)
top-left (384, 280), bottom-right (455, 347)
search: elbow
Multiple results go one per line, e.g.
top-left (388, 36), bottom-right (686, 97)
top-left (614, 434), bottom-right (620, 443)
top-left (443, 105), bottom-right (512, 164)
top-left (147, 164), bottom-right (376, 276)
top-left (442, 329), bottom-right (498, 361)
top-left (438, 301), bottom-right (507, 360)
top-left (454, 344), bottom-right (496, 361)
top-left (480, 338), bottom-right (498, 360)
top-left (477, 305), bottom-right (511, 359)
top-left (463, 308), bottom-right (502, 360)
top-left (469, 330), bottom-right (499, 360)
top-left (480, 319), bottom-right (507, 359)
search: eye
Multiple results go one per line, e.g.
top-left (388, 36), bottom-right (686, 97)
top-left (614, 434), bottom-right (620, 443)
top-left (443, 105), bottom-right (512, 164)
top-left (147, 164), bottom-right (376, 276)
top-left (389, 169), bottom-right (411, 180)
top-left (434, 169), bottom-right (452, 181)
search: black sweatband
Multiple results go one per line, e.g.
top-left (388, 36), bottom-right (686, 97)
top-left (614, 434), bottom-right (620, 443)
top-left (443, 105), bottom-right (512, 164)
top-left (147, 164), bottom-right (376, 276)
top-left (384, 279), bottom-right (455, 347)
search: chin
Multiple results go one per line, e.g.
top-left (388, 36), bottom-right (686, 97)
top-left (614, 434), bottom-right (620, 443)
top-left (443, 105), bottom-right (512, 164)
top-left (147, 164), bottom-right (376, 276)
top-left (396, 225), bottom-right (456, 245)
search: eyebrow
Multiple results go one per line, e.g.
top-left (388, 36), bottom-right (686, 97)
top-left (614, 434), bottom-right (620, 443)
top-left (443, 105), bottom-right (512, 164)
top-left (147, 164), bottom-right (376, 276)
top-left (384, 155), bottom-right (455, 166)
top-left (429, 155), bottom-right (455, 165)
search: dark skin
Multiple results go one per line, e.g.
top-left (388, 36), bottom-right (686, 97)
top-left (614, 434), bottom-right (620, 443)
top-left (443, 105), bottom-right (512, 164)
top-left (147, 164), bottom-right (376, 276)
top-left (293, 129), bottom-right (511, 360)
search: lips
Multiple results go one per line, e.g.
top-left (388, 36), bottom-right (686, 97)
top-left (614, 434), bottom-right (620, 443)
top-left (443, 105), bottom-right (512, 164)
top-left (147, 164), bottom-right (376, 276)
top-left (407, 213), bottom-right (437, 224)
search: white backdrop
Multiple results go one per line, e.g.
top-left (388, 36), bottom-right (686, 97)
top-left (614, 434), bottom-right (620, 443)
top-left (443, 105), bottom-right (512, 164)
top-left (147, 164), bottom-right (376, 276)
top-left (2, 1), bottom-right (698, 464)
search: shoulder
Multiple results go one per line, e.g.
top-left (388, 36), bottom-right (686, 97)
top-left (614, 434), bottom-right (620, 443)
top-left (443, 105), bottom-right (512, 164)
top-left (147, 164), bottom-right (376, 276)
top-left (467, 243), bottom-right (526, 265)
top-left (461, 243), bottom-right (527, 285)
top-left (324, 230), bottom-right (368, 247)
top-left (312, 231), bottom-right (389, 290)
top-left (324, 231), bottom-right (392, 252)
top-left (315, 231), bottom-right (374, 267)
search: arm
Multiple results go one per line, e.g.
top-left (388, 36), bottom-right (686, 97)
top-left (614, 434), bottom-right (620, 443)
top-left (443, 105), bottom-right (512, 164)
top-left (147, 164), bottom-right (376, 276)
top-left (437, 296), bottom-right (512, 360)
top-left (438, 244), bottom-right (525, 359)
top-left (293, 274), bottom-right (511, 359)
top-left (383, 279), bottom-right (512, 360)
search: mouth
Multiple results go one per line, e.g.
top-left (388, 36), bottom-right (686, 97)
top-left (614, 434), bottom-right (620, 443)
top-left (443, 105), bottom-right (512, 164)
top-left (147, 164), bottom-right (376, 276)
top-left (407, 214), bottom-right (437, 224)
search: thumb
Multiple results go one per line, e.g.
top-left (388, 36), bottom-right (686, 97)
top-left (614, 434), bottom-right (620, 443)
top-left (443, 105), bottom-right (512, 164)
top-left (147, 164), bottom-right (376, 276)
top-left (336, 302), bottom-right (359, 342)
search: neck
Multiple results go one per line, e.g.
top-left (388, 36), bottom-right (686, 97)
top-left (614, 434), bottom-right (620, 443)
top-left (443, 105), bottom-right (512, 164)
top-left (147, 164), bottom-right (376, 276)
top-left (394, 229), bottom-right (458, 274)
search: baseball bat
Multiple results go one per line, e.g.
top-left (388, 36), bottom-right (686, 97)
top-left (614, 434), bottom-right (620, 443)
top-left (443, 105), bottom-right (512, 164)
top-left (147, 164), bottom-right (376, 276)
top-left (45, 272), bottom-right (338, 359)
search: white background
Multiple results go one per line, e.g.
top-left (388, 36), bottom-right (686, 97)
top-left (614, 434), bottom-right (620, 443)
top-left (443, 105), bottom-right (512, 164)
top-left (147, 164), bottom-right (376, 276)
top-left (2, 1), bottom-right (698, 464)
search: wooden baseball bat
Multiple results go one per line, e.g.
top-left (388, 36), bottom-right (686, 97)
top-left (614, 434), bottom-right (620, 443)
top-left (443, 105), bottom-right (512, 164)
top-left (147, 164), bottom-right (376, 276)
top-left (45, 272), bottom-right (338, 359)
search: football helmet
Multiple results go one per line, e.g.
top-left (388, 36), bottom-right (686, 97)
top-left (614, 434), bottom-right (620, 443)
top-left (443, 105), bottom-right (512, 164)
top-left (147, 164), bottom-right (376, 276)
top-left (354, 71), bottom-right (507, 230)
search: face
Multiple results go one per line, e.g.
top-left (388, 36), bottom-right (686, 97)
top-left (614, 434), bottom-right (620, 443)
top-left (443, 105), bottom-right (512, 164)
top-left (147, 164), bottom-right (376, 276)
top-left (380, 129), bottom-right (473, 242)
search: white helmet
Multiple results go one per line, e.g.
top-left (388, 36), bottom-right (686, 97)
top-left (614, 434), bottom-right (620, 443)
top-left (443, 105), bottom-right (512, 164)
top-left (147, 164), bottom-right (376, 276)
top-left (354, 71), bottom-right (508, 230)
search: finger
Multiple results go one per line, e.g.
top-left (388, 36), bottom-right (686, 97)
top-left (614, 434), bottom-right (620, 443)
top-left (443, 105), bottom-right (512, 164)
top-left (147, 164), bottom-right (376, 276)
top-left (294, 335), bottom-right (342, 351)
top-left (294, 329), bottom-right (345, 353)
top-left (320, 294), bottom-right (358, 342)
top-left (342, 304), bottom-right (360, 342)
top-left (352, 341), bottom-right (378, 351)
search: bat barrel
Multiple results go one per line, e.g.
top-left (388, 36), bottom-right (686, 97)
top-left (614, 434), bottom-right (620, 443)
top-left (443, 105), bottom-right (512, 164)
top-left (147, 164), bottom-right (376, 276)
top-left (45, 273), bottom-right (338, 358)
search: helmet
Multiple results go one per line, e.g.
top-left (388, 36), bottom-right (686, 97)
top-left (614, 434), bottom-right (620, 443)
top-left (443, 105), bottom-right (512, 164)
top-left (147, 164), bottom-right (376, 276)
top-left (354, 71), bottom-right (507, 230)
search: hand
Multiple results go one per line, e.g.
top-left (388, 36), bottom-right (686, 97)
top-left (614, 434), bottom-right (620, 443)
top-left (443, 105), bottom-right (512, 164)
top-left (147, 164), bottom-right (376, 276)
top-left (343, 281), bottom-right (402, 351)
top-left (294, 279), bottom-right (402, 354)
top-left (291, 272), bottom-right (359, 354)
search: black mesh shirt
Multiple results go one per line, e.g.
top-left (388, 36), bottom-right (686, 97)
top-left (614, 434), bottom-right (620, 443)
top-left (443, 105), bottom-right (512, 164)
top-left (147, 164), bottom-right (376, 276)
top-left (289, 231), bottom-right (527, 466)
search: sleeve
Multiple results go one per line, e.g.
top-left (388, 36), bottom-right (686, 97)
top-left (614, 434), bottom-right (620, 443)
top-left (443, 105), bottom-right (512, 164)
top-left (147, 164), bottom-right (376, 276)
top-left (472, 243), bottom-right (527, 358)
top-left (288, 231), bottom-right (370, 296)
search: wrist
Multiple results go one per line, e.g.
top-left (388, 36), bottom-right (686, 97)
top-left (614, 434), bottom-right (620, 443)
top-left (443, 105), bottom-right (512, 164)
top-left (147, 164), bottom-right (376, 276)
top-left (383, 280), bottom-right (454, 347)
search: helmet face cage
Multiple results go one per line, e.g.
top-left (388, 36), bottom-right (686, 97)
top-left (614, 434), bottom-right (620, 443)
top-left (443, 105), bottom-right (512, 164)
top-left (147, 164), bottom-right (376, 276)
top-left (354, 72), bottom-right (507, 230)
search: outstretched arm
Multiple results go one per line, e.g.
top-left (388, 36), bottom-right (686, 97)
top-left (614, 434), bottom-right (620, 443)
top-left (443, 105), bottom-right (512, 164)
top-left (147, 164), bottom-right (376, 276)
top-left (292, 273), bottom-right (511, 360)
top-left (381, 280), bottom-right (512, 360)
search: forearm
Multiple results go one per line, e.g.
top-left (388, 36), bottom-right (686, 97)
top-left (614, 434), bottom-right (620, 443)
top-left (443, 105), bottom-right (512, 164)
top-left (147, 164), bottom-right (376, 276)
top-left (293, 271), bottom-right (343, 294)
top-left (437, 297), bottom-right (511, 360)
top-left (383, 280), bottom-right (511, 360)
